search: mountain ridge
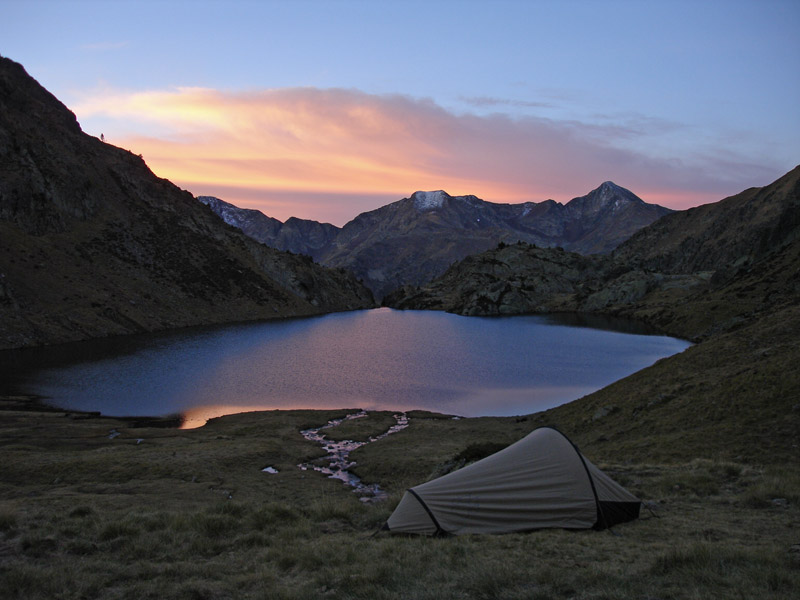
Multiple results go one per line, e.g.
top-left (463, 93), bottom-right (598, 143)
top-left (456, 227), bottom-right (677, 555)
top-left (612, 165), bottom-right (800, 275)
top-left (384, 165), bottom-right (800, 341)
top-left (201, 181), bottom-right (672, 299)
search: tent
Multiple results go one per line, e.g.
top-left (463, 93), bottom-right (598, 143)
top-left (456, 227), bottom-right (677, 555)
top-left (385, 426), bottom-right (640, 535)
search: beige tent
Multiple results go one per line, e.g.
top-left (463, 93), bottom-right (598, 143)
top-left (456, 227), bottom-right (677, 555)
top-left (385, 426), bottom-right (640, 535)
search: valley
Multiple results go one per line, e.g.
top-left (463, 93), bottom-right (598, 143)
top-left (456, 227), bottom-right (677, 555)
top-left (1, 53), bottom-right (798, 600)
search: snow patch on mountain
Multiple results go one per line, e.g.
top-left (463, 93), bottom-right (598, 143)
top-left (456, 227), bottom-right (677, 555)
top-left (413, 190), bottom-right (448, 211)
top-left (198, 196), bottom-right (246, 228)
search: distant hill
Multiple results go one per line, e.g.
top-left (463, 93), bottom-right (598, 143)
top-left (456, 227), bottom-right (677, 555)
top-left (201, 183), bottom-right (672, 299)
top-left (612, 165), bottom-right (800, 275)
top-left (0, 56), bottom-right (373, 350)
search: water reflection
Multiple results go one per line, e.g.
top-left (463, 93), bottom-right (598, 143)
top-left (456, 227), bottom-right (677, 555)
top-left (0, 308), bottom-right (691, 424)
top-left (180, 405), bottom-right (271, 429)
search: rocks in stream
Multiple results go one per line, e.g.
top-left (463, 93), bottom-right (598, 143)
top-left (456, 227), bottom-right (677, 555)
top-left (297, 411), bottom-right (408, 501)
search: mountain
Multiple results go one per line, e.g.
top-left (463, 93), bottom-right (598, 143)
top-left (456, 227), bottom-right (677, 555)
top-left (611, 166), bottom-right (800, 275)
top-left (384, 167), bottom-right (800, 464)
top-left (0, 57), bottom-right (373, 350)
top-left (198, 196), bottom-right (339, 256)
top-left (384, 166), bottom-right (800, 341)
top-left (201, 183), bottom-right (672, 300)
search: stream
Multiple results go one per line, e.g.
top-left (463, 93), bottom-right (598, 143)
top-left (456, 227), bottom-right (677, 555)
top-left (297, 411), bottom-right (409, 502)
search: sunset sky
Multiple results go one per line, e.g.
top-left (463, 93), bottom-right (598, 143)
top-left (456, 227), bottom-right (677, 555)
top-left (3, 0), bottom-right (798, 225)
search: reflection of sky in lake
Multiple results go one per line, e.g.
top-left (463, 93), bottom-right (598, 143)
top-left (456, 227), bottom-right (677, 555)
top-left (3, 308), bottom-right (691, 423)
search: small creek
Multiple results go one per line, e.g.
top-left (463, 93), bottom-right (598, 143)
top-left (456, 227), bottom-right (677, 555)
top-left (297, 411), bottom-right (409, 502)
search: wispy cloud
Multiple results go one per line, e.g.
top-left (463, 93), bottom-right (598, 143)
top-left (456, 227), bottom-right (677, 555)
top-left (458, 96), bottom-right (554, 110)
top-left (74, 86), bottom-right (784, 224)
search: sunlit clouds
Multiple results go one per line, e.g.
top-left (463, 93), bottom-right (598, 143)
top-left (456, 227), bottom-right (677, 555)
top-left (74, 86), bottom-right (782, 225)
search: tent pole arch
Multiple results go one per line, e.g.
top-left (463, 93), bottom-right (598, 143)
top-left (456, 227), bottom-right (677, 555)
top-left (541, 426), bottom-right (609, 530)
top-left (408, 488), bottom-right (446, 535)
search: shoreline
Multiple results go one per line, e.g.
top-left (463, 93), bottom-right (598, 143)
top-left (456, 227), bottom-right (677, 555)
top-left (0, 394), bottom-right (185, 428)
top-left (0, 307), bottom-right (691, 430)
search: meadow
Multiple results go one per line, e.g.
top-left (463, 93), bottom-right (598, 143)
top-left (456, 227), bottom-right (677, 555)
top-left (1, 398), bottom-right (797, 599)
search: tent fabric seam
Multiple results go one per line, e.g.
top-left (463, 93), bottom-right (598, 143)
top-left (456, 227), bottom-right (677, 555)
top-left (407, 487), bottom-right (446, 535)
top-left (546, 426), bottom-right (607, 529)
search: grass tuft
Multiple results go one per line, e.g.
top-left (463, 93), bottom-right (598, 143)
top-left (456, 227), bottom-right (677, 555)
top-left (68, 505), bottom-right (95, 518)
top-left (0, 563), bottom-right (62, 599)
top-left (190, 513), bottom-right (239, 539)
top-left (739, 465), bottom-right (800, 508)
top-left (251, 503), bottom-right (302, 529)
top-left (19, 533), bottom-right (58, 558)
top-left (98, 519), bottom-right (140, 542)
top-left (0, 510), bottom-right (18, 533)
top-left (207, 500), bottom-right (247, 518)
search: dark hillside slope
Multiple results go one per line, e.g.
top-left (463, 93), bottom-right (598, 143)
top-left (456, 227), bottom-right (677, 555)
top-left (612, 166), bottom-right (800, 275)
top-left (616, 233), bottom-right (800, 341)
top-left (0, 57), bottom-right (372, 349)
top-left (607, 166), bottom-right (800, 339)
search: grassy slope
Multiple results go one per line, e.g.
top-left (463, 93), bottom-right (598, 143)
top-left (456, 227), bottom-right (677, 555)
top-left (546, 303), bottom-right (800, 465)
top-left (1, 403), bottom-right (798, 599)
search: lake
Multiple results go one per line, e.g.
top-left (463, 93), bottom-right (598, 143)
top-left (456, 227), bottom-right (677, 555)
top-left (0, 308), bottom-right (691, 427)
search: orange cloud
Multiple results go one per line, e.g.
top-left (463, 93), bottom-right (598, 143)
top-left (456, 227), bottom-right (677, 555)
top-left (74, 87), bottom-right (781, 225)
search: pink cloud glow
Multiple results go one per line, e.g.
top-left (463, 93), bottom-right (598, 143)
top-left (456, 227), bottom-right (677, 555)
top-left (75, 86), bottom-right (782, 225)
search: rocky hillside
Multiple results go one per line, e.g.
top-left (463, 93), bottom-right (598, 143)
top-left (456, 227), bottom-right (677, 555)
top-left (198, 196), bottom-right (339, 256)
top-left (0, 57), bottom-right (373, 350)
top-left (385, 168), bottom-right (800, 464)
top-left (201, 184), bottom-right (672, 300)
top-left (385, 167), bottom-right (800, 342)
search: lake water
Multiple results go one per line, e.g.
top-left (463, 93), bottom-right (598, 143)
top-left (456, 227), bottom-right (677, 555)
top-left (0, 308), bottom-right (690, 427)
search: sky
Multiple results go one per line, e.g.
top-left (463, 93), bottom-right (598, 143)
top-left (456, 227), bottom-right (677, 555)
top-left (2, 0), bottom-right (798, 226)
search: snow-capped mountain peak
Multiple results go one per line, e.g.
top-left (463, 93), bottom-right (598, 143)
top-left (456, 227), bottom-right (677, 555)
top-left (412, 190), bottom-right (449, 211)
